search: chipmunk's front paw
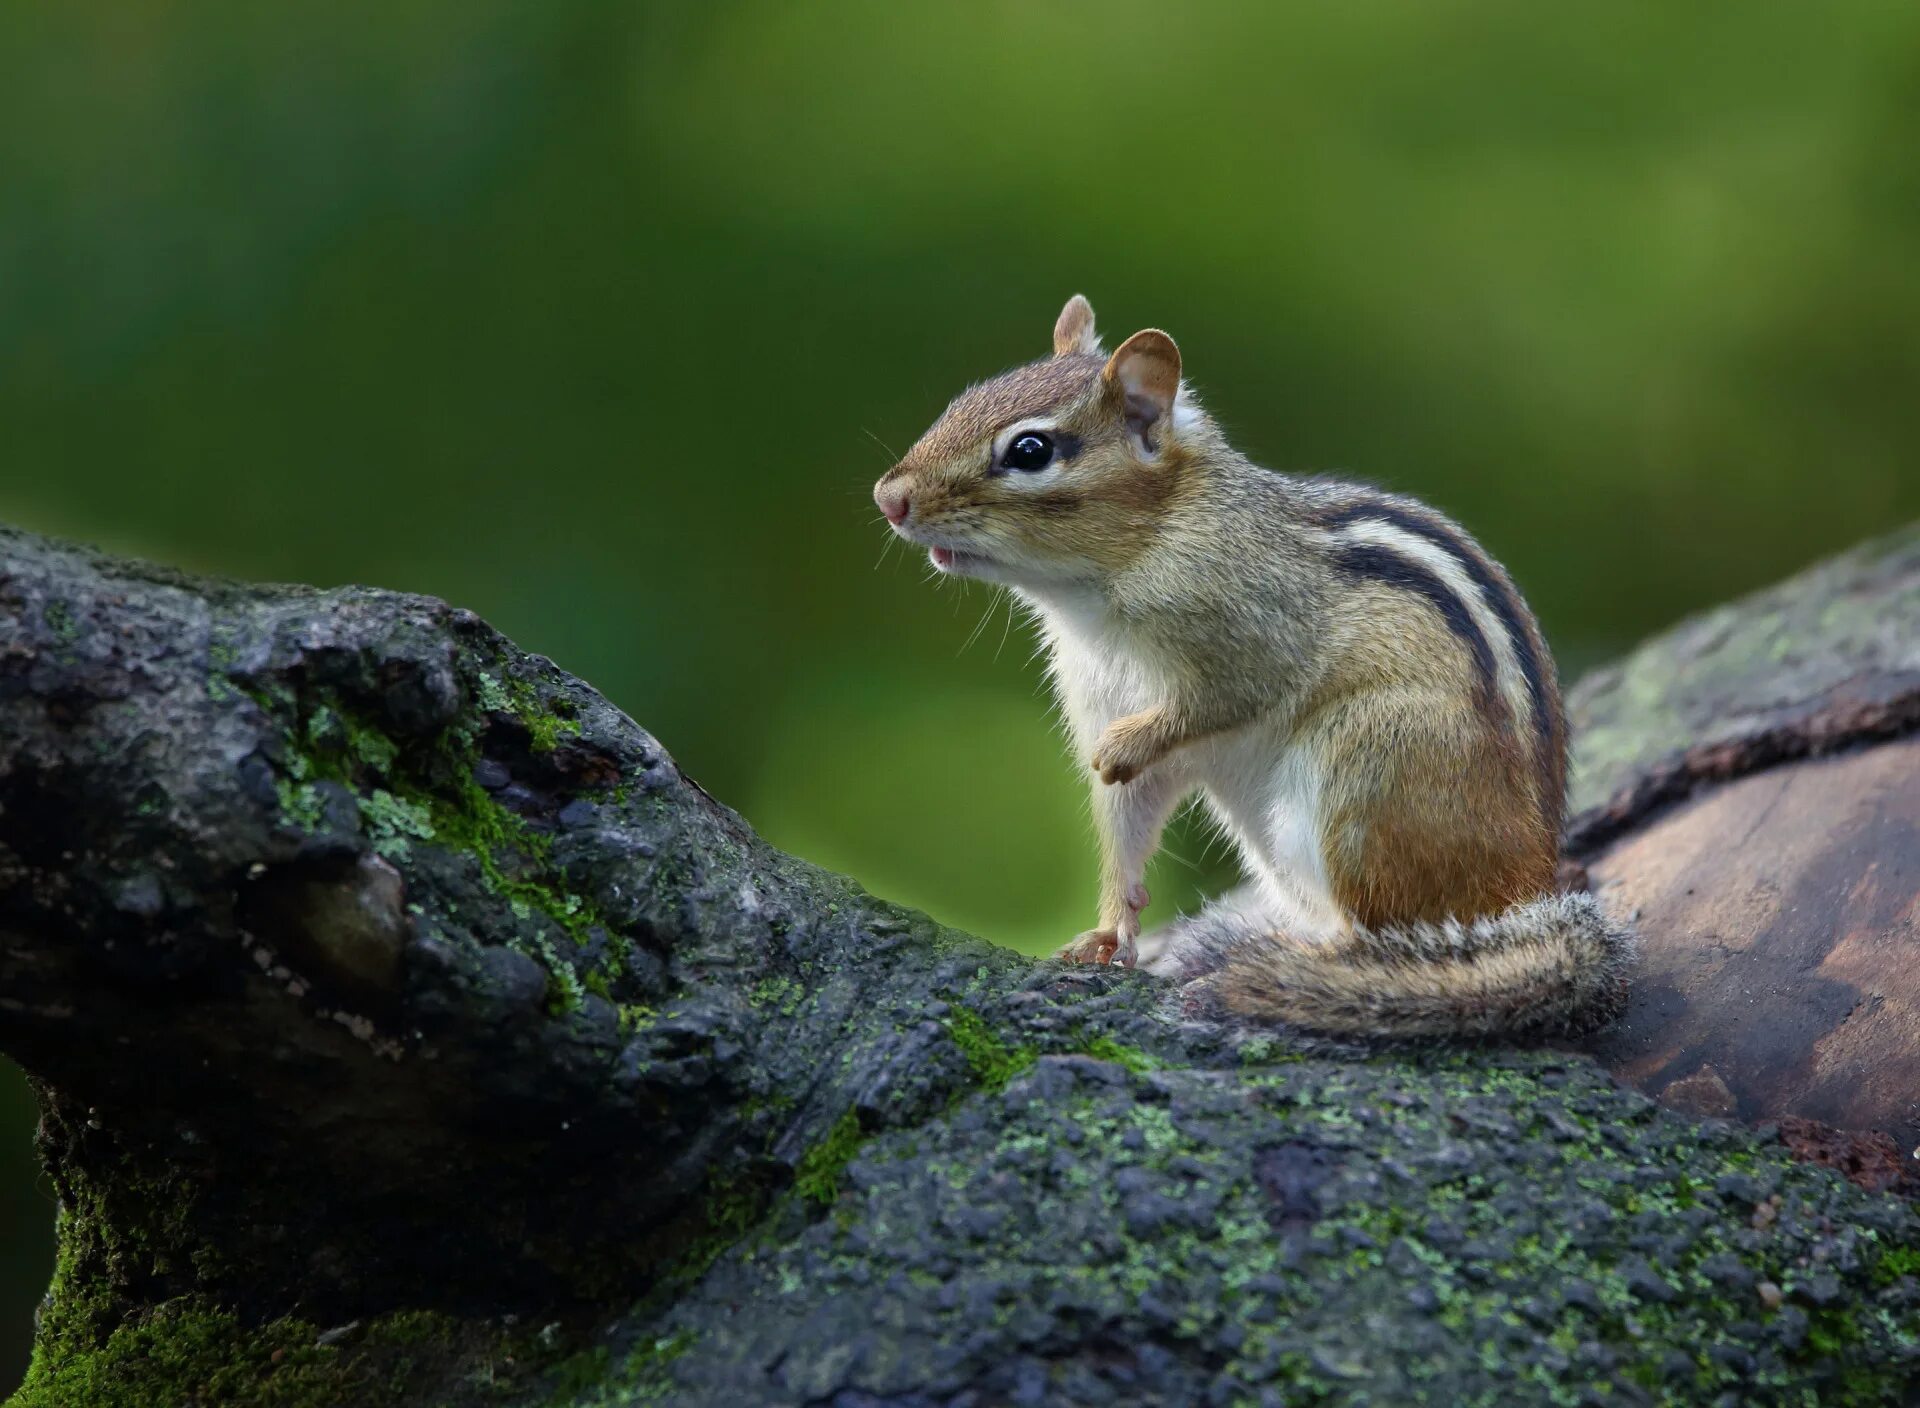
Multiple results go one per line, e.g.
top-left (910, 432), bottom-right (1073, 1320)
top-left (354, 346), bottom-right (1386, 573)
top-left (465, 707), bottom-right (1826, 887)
top-left (1090, 713), bottom-right (1169, 785)
top-left (1059, 928), bottom-right (1137, 968)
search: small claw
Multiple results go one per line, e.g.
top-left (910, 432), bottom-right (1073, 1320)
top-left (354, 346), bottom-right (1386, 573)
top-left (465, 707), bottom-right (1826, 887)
top-left (1059, 928), bottom-right (1141, 969)
top-left (1060, 928), bottom-right (1120, 965)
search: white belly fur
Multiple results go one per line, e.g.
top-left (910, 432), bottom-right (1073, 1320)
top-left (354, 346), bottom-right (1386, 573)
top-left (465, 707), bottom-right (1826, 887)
top-left (1192, 724), bottom-right (1346, 943)
top-left (1034, 599), bottom-right (1345, 944)
top-left (1038, 605), bottom-right (1160, 752)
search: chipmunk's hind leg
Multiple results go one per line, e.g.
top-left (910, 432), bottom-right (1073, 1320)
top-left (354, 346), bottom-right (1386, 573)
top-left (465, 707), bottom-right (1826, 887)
top-left (1139, 884), bottom-right (1279, 980)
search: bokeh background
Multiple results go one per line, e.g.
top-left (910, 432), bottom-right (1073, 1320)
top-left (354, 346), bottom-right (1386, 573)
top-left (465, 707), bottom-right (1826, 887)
top-left (4, 0), bottom-right (1919, 1390)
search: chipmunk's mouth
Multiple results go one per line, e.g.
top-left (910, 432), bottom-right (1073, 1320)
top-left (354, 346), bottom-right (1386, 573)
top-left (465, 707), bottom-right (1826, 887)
top-left (929, 545), bottom-right (993, 575)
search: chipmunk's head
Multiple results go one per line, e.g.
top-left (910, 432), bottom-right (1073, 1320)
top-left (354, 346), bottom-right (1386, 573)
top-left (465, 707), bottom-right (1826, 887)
top-left (873, 295), bottom-right (1202, 588)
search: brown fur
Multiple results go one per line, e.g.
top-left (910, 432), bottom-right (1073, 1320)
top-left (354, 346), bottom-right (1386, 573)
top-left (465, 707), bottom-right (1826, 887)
top-left (883, 356), bottom-right (1105, 476)
top-left (1311, 490), bottom-right (1567, 827)
top-left (876, 347), bottom-right (1195, 578)
top-left (1053, 293), bottom-right (1102, 357)
top-left (1303, 582), bottom-right (1557, 932)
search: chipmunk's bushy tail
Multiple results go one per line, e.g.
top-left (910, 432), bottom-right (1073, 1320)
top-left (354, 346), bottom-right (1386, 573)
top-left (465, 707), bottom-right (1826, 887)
top-left (1142, 886), bottom-right (1635, 1040)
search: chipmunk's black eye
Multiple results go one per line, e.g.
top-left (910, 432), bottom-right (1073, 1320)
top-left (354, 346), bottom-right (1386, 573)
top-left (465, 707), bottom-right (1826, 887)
top-left (1000, 431), bottom-right (1055, 473)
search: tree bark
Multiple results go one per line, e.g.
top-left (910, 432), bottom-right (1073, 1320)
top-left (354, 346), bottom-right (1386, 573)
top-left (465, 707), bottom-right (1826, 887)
top-left (1566, 526), bottom-right (1920, 1151)
top-left (2, 524), bottom-right (1917, 1407)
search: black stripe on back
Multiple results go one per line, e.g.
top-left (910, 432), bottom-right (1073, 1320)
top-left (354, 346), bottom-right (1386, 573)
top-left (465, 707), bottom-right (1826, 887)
top-left (1329, 542), bottom-right (1501, 707)
top-left (1322, 501), bottom-right (1553, 758)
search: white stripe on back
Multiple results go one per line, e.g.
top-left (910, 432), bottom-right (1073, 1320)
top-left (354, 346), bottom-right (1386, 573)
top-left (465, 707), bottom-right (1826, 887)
top-left (1326, 518), bottom-right (1533, 734)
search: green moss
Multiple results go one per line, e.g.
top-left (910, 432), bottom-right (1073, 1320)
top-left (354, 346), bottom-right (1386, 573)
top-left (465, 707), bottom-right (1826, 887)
top-left (358, 1310), bottom-right (459, 1348)
top-left (794, 1111), bottom-right (866, 1207)
top-left (944, 1006), bottom-right (1036, 1092)
top-left (523, 713), bottom-right (577, 755)
top-left (607, 1330), bottom-right (694, 1404)
top-left (645, 1170), bottom-right (785, 1301)
top-left (248, 680), bottom-right (627, 1006)
top-left (539, 1345), bottom-right (611, 1403)
top-left (14, 1299), bottom-right (338, 1408)
top-left (748, 976), bottom-right (804, 1016)
top-left (1212, 1059), bottom-right (1920, 1403)
top-left (422, 769), bottom-right (606, 956)
top-left (18, 1126), bottom-right (566, 1407)
top-left (691, 1049), bottom-right (1920, 1406)
top-left (1874, 1244), bottom-right (1920, 1287)
top-left (544, 1331), bottom-right (693, 1407)
top-left (19, 1191), bottom-right (503, 1408)
top-left (475, 671), bottom-right (581, 754)
top-left (1074, 1035), bottom-right (1163, 1073)
top-left (10, 1296), bottom-right (562, 1408)
top-left (305, 703), bottom-right (401, 775)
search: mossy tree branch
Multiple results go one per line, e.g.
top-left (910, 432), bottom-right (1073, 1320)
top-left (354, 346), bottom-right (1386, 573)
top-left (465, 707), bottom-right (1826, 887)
top-left (2, 525), bottom-right (1918, 1407)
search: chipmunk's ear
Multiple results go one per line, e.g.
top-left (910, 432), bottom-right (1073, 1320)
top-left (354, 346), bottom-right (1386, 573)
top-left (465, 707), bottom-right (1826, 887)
top-left (1052, 294), bottom-right (1102, 357)
top-left (1103, 330), bottom-right (1181, 450)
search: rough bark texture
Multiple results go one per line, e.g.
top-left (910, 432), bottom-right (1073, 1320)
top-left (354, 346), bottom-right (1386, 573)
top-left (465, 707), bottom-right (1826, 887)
top-left (1566, 526), bottom-right (1920, 1149)
top-left (1, 523), bottom-right (1918, 1408)
top-left (1564, 523), bottom-right (1920, 847)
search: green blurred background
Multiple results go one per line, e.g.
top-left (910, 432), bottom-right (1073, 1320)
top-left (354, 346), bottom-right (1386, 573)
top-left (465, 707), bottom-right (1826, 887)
top-left (4, 0), bottom-right (1919, 1390)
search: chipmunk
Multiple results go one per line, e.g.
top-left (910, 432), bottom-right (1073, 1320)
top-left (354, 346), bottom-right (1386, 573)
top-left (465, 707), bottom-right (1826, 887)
top-left (872, 296), bottom-right (1633, 1039)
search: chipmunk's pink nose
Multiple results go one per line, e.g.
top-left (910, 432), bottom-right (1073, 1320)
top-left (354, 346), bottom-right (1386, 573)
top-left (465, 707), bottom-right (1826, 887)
top-left (877, 488), bottom-right (910, 526)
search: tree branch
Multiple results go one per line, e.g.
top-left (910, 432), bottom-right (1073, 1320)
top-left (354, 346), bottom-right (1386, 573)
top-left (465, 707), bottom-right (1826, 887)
top-left (3, 524), bottom-right (1917, 1407)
